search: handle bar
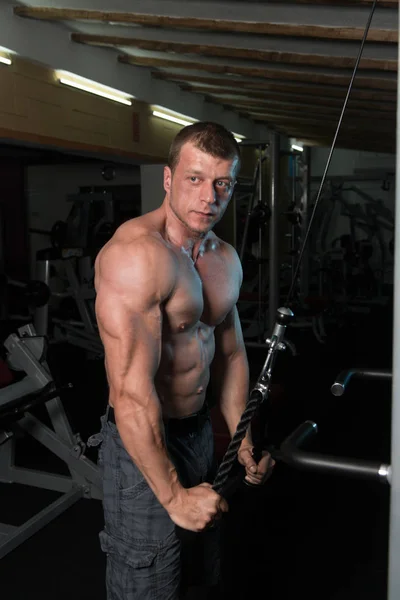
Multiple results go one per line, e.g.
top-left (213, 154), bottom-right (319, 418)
top-left (273, 421), bottom-right (391, 484)
top-left (331, 369), bottom-right (392, 397)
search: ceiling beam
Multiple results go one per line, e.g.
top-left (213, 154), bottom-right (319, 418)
top-left (273, 126), bottom-right (396, 149)
top-left (72, 34), bottom-right (398, 72)
top-left (283, 130), bottom-right (396, 142)
top-left (152, 72), bottom-right (398, 103)
top-left (221, 100), bottom-right (395, 120)
top-left (14, 7), bottom-right (398, 43)
top-left (281, 137), bottom-right (395, 153)
top-left (278, 130), bottom-right (396, 150)
top-left (119, 55), bottom-right (397, 91)
top-left (279, 0), bottom-right (396, 6)
top-left (187, 86), bottom-right (397, 111)
top-left (244, 113), bottom-right (395, 133)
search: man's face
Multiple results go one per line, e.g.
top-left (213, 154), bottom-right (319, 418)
top-left (163, 141), bottom-right (238, 236)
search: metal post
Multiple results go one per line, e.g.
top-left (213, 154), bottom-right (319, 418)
top-left (258, 146), bottom-right (264, 342)
top-left (299, 146), bottom-right (311, 300)
top-left (33, 255), bottom-right (50, 336)
top-left (388, 18), bottom-right (400, 600)
top-left (268, 132), bottom-right (280, 335)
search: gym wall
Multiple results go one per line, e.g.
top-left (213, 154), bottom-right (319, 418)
top-left (0, 55), bottom-right (182, 162)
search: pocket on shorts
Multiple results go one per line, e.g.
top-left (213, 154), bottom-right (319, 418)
top-left (99, 530), bottom-right (158, 568)
top-left (120, 478), bottom-right (149, 501)
top-left (100, 530), bottom-right (181, 599)
top-left (118, 483), bottom-right (175, 543)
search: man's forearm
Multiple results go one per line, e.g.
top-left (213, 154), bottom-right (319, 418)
top-left (113, 397), bottom-right (183, 509)
top-left (215, 350), bottom-right (253, 448)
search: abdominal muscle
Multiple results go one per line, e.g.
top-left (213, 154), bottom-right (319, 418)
top-left (155, 323), bottom-right (216, 418)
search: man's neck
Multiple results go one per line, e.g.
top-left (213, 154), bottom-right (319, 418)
top-left (163, 205), bottom-right (209, 263)
top-left (165, 226), bottom-right (208, 264)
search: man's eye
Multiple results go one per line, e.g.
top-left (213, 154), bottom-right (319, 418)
top-left (190, 176), bottom-right (199, 183)
top-left (216, 181), bottom-right (229, 189)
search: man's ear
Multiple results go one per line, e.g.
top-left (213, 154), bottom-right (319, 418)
top-left (164, 166), bottom-right (172, 193)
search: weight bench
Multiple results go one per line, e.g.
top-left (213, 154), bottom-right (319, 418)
top-left (0, 324), bottom-right (102, 559)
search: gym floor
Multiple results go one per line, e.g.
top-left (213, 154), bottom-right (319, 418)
top-left (0, 301), bottom-right (392, 600)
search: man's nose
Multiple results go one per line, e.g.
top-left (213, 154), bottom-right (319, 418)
top-left (200, 181), bottom-right (216, 203)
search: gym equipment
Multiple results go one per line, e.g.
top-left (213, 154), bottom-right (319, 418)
top-left (0, 274), bottom-right (51, 322)
top-left (331, 367), bottom-right (392, 397)
top-left (50, 192), bottom-right (115, 252)
top-left (275, 420), bottom-right (390, 484)
top-left (214, 4), bottom-right (398, 592)
top-left (29, 189), bottom-right (132, 356)
top-left (33, 249), bottom-right (103, 357)
top-left (283, 146), bottom-right (311, 304)
top-left (236, 141), bottom-right (271, 343)
top-left (213, 306), bottom-right (293, 494)
top-left (213, 305), bottom-right (392, 496)
top-left (0, 323), bottom-right (101, 559)
top-left (237, 136), bottom-right (285, 345)
top-left (313, 183), bottom-right (394, 308)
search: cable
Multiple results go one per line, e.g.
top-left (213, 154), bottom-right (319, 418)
top-left (213, 0), bottom-right (379, 496)
top-left (285, 0), bottom-right (378, 306)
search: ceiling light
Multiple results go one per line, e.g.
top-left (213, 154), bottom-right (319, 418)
top-left (152, 109), bottom-right (194, 127)
top-left (233, 132), bottom-right (245, 143)
top-left (291, 144), bottom-right (304, 152)
top-left (56, 70), bottom-right (133, 106)
top-left (152, 106), bottom-right (247, 146)
top-left (0, 56), bottom-right (12, 66)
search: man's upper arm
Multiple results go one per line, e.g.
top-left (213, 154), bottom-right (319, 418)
top-left (214, 305), bottom-right (246, 358)
top-left (95, 237), bottom-right (176, 402)
top-left (214, 244), bottom-right (245, 358)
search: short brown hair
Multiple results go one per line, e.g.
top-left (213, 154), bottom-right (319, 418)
top-left (168, 121), bottom-right (241, 175)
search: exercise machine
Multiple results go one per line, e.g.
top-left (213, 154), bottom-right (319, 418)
top-left (0, 323), bottom-right (102, 559)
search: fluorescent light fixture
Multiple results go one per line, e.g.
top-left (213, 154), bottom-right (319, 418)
top-left (0, 46), bottom-right (14, 66)
top-left (291, 144), bottom-right (304, 152)
top-left (56, 70), bottom-right (133, 106)
top-left (152, 109), bottom-right (194, 127)
top-left (152, 106), bottom-right (246, 144)
top-left (233, 132), bottom-right (245, 143)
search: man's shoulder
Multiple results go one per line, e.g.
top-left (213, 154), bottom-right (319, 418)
top-left (99, 233), bottom-right (172, 272)
top-left (209, 232), bottom-right (240, 264)
top-left (115, 211), bottom-right (165, 242)
top-left (95, 219), bottom-right (176, 297)
top-left (100, 214), bottom-right (170, 262)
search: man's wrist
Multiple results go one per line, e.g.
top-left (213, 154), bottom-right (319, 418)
top-left (239, 435), bottom-right (253, 452)
top-left (159, 477), bottom-right (185, 510)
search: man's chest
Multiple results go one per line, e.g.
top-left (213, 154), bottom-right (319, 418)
top-left (167, 251), bottom-right (240, 329)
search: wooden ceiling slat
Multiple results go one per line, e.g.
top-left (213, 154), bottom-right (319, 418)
top-left (152, 72), bottom-right (397, 102)
top-left (189, 86), bottom-right (396, 111)
top-left (247, 116), bottom-right (396, 131)
top-left (221, 100), bottom-right (395, 120)
top-left (119, 55), bottom-right (397, 91)
top-left (72, 34), bottom-right (398, 72)
top-left (278, 136), bottom-right (396, 153)
top-left (283, 134), bottom-right (396, 146)
top-left (279, 0), bottom-right (397, 6)
top-left (279, 128), bottom-right (395, 140)
top-left (278, 131), bottom-right (396, 150)
top-left (244, 113), bottom-right (395, 132)
top-left (14, 7), bottom-right (398, 43)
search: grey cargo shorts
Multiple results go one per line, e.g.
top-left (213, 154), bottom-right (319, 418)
top-left (97, 404), bottom-right (221, 599)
